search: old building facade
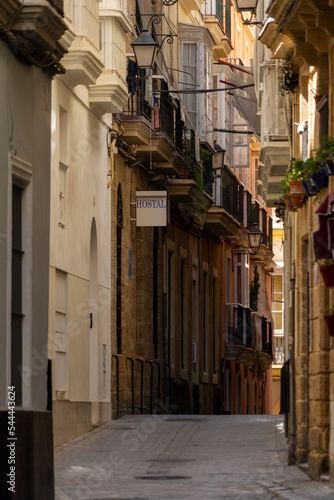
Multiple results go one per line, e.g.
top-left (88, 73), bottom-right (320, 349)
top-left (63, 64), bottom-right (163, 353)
top-left (255, 0), bottom-right (334, 485)
top-left (0, 1), bottom-right (67, 498)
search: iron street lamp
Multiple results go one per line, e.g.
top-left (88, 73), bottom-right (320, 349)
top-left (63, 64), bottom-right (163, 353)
top-left (247, 223), bottom-right (263, 252)
top-left (212, 142), bottom-right (226, 175)
top-left (235, 0), bottom-right (258, 12)
top-left (131, 14), bottom-right (177, 70)
top-left (130, 29), bottom-right (159, 70)
top-left (234, 0), bottom-right (262, 26)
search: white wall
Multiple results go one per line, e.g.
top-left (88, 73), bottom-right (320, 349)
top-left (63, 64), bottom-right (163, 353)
top-left (0, 43), bottom-right (52, 411)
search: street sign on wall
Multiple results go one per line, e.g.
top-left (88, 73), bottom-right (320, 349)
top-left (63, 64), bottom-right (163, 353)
top-left (136, 191), bottom-right (168, 227)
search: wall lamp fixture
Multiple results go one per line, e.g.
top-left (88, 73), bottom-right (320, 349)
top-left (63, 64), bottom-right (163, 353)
top-left (247, 223), bottom-right (263, 253)
top-left (212, 142), bottom-right (226, 178)
top-left (234, 0), bottom-right (263, 26)
top-left (131, 14), bottom-right (177, 70)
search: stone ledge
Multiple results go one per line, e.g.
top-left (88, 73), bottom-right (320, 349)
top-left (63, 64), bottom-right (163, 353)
top-left (60, 35), bottom-right (104, 86)
top-left (0, 0), bottom-right (67, 76)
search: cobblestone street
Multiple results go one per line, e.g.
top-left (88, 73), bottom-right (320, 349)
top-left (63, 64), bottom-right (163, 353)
top-left (55, 415), bottom-right (334, 500)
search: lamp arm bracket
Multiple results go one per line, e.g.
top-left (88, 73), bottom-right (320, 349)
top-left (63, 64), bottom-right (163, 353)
top-left (157, 35), bottom-right (175, 54)
top-left (163, 0), bottom-right (179, 5)
top-left (132, 13), bottom-right (177, 37)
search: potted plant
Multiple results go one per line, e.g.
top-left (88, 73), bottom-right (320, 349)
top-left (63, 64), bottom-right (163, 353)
top-left (315, 136), bottom-right (334, 176)
top-left (323, 306), bottom-right (334, 335)
top-left (287, 159), bottom-right (306, 192)
top-left (287, 159), bottom-right (306, 207)
top-left (316, 259), bottom-right (334, 287)
top-left (279, 176), bottom-right (296, 212)
top-left (300, 155), bottom-right (328, 191)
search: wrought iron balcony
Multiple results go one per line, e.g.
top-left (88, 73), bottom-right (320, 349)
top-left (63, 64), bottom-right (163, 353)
top-left (226, 304), bottom-right (253, 348)
top-left (260, 208), bottom-right (273, 250)
top-left (213, 166), bottom-right (245, 222)
top-left (262, 317), bottom-right (273, 357)
top-left (126, 69), bottom-right (184, 150)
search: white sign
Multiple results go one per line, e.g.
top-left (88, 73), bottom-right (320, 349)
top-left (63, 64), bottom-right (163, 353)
top-left (136, 191), bottom-right (168, 227)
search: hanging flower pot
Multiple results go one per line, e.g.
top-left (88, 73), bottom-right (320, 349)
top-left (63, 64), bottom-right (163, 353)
top-left (319, 263), bottom-right (334, 287)
top-left (289, 193), bottom-right (305, 209)
top-left (323, 160), bottom-right (334, 176)
top-left (301, 180), bottom-right (319, 197)
top-left (324, 314), bottom-right (334, 335)
top-left (311, 169), bottom-right (329, 190)
top-left (283, 195), bottom-right (296, 212)
top-left (289, 180), bottom-right (306, 195)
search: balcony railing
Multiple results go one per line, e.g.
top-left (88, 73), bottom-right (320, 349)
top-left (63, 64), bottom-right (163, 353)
top-left (252, 200), bottom-right (260, 226)
top-left (202, 0), bottom-right (231, 39)
top-left (261, 208), bottom-right (267, 246)
top-left (203, 154), bottom-right (214, 196)
top-left (268, 216), bottom-right (273, 251)
top-left (274, 345), bottom-right (284, 364)
top-left (262, 317), bottom-right (272, 356)
top-left (246, 191), bottom-right (252, 229)
top-left (127, 68), bottom-right (184, 150)
top-left (226, 304), bottom-right (252, 347)
top-left (238, 184), bottom-right (244, 224)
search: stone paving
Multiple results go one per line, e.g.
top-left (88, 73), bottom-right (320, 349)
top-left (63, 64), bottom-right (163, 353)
top-left (54, 415), bottom-right (334, 500)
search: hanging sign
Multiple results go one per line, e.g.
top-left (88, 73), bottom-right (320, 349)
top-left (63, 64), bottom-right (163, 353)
top-left (136, 191), bottom-right (168, 227)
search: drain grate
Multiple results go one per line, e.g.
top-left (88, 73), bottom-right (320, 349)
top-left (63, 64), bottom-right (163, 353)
top-left (136, 475), bottom-right (191, 480)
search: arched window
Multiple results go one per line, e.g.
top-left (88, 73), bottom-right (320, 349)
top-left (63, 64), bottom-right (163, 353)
top-left (116, 184), bottom-right (122, 353)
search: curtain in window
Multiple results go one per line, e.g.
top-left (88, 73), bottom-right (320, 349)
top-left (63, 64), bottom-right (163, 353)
top-left (183, 43), bottom-right (197, 129)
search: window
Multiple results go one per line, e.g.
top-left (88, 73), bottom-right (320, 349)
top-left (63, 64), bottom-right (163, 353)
top-left (11, 184), bottom-right (24, 406)
top-left (153, 228), bottom-right (159, 358)
top-left (55, 270), bottom-right (68, 397)
top-left (183, 43), bottom-right (197, 128)
top-left (272, 275), bottom-right (283, 333)
top-left (203, 270), bottom-right (209, 372)
top-left (224, 0), bottom-right (231, 40)
top-left (112, 18), bottom-right (126, 81)
top-left (212, 277), bottom-right (218, 374)
top-left (205, 50), bottom-right (213, 141)
top-left (116, 184), bottom-right (122, 353)
top-left (59, 106), bottom-right (68, 228)
top-left (167, 250), bottom-right (175, 365)
top-left (192, 264), bottom-right (199, 376)
top-left (317, 96), bottom-right (329, 140)
top-left (180, 258), bottom-right (187, 369)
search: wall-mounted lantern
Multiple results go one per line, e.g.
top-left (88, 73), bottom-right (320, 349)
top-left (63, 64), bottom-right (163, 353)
top-left (247, 223), bottom-right (263, 252)
top-left (131, 14), bottom-right (177, 70)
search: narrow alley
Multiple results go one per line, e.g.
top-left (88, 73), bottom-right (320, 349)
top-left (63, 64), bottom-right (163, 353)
top-left (55, 415), bottom-right (333, 500)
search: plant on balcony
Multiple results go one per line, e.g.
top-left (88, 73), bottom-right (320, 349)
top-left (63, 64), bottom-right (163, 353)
top-left (192, 162), bottom-right (204, 191)
top-left (301, 154), bottom-right (328, 191)
top-left (249, 265), bottom-right (260, 311)
top-left (314, 136), bottom-right (334, 176)
top-left (253, 347), bottom-right (267, 381)
top-left (279, 177), bottom-right (295, 211)
top-left (316, 259), bottom-right (334, 287)
top-left (280, 159), bottom-right (306, 208)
